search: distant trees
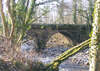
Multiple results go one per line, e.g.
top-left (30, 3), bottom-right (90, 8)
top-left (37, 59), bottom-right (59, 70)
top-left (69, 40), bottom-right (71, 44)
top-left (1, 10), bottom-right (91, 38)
top-left (26, 0), bottom-right (95, 24)
top-left (58, 0), bottom-right (64, 24)
top-left (72, 0), bottom-right (94, 25)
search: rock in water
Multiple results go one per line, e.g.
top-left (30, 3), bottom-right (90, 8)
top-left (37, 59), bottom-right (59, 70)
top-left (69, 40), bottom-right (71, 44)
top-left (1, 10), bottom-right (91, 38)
top-left (21, 40), bottom-right (37, 52)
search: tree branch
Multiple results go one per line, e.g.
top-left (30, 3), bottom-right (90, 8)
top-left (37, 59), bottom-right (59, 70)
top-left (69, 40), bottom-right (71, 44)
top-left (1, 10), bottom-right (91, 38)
top-left (6, 0), bottom-right (15, 39)
top-left (36, 0), bottom-right (57, 6)
top-left (0, 0), bottom-right (8, 36)
top-left (25, 0), bottom-right (36, 24)
top-left (28, 11), bottom-right (49, 24)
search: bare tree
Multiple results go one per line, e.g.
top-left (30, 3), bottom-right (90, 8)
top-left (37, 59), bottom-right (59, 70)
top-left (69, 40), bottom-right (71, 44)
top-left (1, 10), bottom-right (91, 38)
top-left (0, 0), bottom-right (49, 44)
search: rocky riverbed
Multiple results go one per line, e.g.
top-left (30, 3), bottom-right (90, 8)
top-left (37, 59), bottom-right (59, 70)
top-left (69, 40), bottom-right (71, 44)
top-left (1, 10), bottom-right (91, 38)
top-left (0, 35), bottom-right (89, 71)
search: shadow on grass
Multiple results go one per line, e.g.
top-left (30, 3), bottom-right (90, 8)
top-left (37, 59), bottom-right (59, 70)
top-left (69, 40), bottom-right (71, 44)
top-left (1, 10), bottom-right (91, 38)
top-left (0, 59), bottom-right (46, 71)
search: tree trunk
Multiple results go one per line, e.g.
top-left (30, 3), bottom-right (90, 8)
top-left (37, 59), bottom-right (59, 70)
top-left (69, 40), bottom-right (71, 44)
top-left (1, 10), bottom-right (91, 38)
top-left (89, 0), bottom-right (100, 71)
top-left (6, 0), bottom-right (15, 39)
top-left (72, 0), bottom-right (77, 24)
top-left (88, 0), bottom-right (94, 25)
top-left (58, 0), bottom-right (64, 24)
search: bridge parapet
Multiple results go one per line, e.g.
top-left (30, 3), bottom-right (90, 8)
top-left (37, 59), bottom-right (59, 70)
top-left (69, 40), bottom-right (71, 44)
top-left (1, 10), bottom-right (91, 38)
top-left (27, 24), bottom-right (91, 49)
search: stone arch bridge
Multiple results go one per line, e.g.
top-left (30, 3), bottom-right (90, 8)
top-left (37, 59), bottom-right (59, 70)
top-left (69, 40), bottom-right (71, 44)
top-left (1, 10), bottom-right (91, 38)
top-left (27, 24), bottom-right (91, 49)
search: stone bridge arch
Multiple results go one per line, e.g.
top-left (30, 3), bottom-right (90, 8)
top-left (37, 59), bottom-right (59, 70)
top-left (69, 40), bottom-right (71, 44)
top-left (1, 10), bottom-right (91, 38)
top-left (27, 29), bottom-right (74, 49)
top-left (46, 32), bottom-right (73, 48)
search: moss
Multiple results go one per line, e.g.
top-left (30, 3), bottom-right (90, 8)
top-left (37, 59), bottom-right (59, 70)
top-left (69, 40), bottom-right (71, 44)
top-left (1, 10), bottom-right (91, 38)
top-left (41, 25), bottom-right (45, 29)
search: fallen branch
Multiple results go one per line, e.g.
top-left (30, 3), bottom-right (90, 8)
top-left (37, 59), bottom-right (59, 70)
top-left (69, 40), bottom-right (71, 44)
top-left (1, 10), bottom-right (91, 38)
top-left (46, 38), bottom-right (91, 71)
